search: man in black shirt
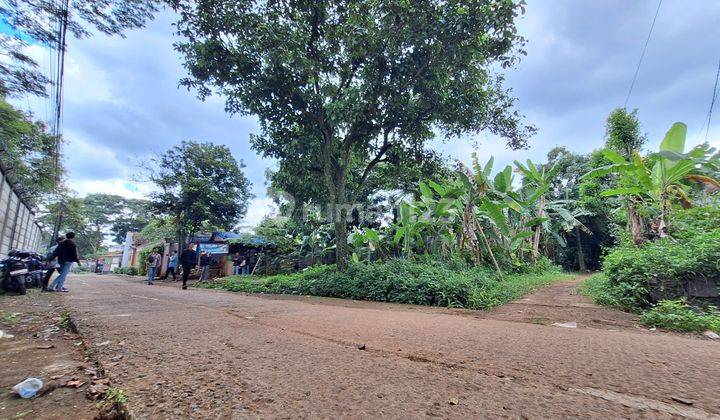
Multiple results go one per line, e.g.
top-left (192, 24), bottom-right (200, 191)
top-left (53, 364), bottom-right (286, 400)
top-left (179, 244), bottom-right (198, 290)
top-left (49, 232), bottom-right (80, 292)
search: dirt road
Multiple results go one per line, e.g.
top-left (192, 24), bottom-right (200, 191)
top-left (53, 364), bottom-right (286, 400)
top-left (63, 274), bottom-right (720, 419)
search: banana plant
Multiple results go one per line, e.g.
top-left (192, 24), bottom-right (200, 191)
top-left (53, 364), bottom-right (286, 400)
top-left (583, 122), bottom-right (720, 238)
top-left (348, 227), bottom-right (381, 262)
top-left (514, 158), bottom-right (561, 264)
top-left (392, 202), bottom-right (429, 258)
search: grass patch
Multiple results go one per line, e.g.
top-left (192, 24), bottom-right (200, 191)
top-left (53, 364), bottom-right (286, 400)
top-left (59, 311), bottom-right (71, 331)
top-left (198, 259), bottom-right (572, 310)
top-left (2, 311), bottom-right (20, 323)
top-left (640, 299), bottom-right (720, 333)
top-left (577, 274), bottom-right (624, 309)
top-left (97, 387), bottom-right (130, 419)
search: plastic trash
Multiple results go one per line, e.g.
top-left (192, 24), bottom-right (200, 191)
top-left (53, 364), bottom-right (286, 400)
top-left (704, 330), bottom-right (719, 339)
top-left (12, 378), bottom-right (43, 398)
top-left (552, 321), bottom-right (577, 329)
top-left (0, 330), bottom-right (15, 339)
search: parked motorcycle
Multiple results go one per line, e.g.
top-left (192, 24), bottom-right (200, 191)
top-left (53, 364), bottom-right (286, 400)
top-left (0, 250), bottom-right (45, 294)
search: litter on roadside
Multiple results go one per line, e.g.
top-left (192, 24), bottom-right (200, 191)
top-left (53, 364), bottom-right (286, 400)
top-left (12, 378), bottom-right (43, 398)
top-left (552, 322), bottom-right (577, 329)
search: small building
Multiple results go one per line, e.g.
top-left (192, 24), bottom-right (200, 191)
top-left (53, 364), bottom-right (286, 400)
top-left (191, 231), bottom-right (273, 278)
top-left (95, 249), bottom-right (123, 273)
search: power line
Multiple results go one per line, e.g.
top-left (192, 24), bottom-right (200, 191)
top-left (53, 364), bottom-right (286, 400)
top-left (704, 57), bottom-right (720, 142)
top-left (624, 0), bottom-right (663, 108)
top-left (51, 0), bottom-right (70, 186)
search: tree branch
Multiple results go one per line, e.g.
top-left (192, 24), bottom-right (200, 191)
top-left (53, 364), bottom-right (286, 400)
top-left (351, 129), bottom-right (393, 202)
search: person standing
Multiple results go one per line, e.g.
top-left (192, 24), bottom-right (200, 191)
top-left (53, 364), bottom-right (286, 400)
top-left (49, 232), bottom-right (80, 292)
top-left (146, 249), bottom-right (160, 285)
top-left (179, 244), bottom-right (198, 290)
top-left (232, 252), bottom-right (242, 275)
top-left (241, 252), bottom-right (251, 275)
top-left (163, 250), bottom-right (179, 281)
top-left (42, 237), bottom-right (64, 292)
top-left (199, 251), bottom-right (211, 281)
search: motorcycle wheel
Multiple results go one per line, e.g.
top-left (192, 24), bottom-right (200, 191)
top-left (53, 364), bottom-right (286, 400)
top-left (25, 274), bottom-right (35, 288)
top-left (16, 277), bottom-right (26, 295)
top-left (1, 276), bottom-right (26, 295)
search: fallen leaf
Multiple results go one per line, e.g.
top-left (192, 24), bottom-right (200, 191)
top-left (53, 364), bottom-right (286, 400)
top-left (88, 383), bottom-right (109, 395)
top-left (65, 380), bottom-right (86, 388)
top-left (95, 340), bottom-right (110, 347)
top-left (448, 397), bottom-right (459, 405)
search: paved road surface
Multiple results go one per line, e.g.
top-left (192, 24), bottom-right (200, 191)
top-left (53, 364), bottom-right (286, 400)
top-left (64, 274), bottom-right (720, 419)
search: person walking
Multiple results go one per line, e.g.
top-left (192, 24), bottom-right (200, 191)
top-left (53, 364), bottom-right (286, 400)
top-left (163, 250), bottom-right (179, 281)
top-left (179, 244), bottom-right (198, 290)
top-left (146, 249), bottom-right (160, 285)
top-left (48, 232), bottom-right (80, 292)
top-left (199, 251), bottom-right (211, 281)
top-left (42, 236), bottom-right (64, 292)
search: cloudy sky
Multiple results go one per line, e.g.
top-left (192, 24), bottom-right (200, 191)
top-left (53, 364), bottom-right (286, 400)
top-left (13, 0), bottom-right (720, 228)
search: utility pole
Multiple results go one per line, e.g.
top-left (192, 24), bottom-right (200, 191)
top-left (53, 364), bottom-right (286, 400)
top-left (48, 0), bottom-right (70, 249)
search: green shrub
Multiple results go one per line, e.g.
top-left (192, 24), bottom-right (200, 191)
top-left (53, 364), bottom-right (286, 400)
top-left (71, 265), bottom-right (91, 273)
top-left (603, 229), bottom-right (720, 310)
top-left (113, 267), bottom-right (139, 276)
top-left (577, 274), bottom-right (624, 308)
top-left (202, 259), bottom-right (570, 310)
top-left (640, 299), bottom-right (720, 332)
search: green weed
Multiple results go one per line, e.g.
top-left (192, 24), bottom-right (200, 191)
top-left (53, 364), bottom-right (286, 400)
top-left (2, 311), bottom-right (20, 323)
top-left (640, 299), bottom-right (720, 333)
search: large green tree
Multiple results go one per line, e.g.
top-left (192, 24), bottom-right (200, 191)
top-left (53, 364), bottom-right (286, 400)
top-left (110, 198), bottom-right (151, 243)
top-left (148, 141), bottom-right (254, 244)
top-left (174, 0), bottom-right (535, 269)
top-left (0, 96), bottom-right (60, 206)
top-left (82, 193), bottom-right (127, 256)
top-left (603, 108), bottom-right (647, 245)
top-left (0, 0), bottom-right (161, 97)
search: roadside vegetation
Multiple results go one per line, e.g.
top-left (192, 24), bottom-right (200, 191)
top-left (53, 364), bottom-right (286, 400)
top-left (199, 259), bottom-right (571, 310)
top-left (639, 299), bottom-right (720, 333)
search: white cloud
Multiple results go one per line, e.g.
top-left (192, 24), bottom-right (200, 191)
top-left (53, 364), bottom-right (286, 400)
top-left (240, 197), bottom-right (276, 228)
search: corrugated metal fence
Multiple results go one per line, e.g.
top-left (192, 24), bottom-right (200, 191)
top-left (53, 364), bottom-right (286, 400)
top-left (0, 164), bottom-right (44, 258)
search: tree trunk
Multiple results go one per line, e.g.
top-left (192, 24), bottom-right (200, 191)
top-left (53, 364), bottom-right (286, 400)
top-left (532, 195), bottom-right (546, 265)
top-left (657, 193), bottom-right (669, 238)
top-left (334, 220), bottom-right (348, 270)
top-left (575, 226), bottom-right (586, 272)
top-left (474, 219), bottom-right (503, 280)
top-left (627, 199), bottom-right (645, 245)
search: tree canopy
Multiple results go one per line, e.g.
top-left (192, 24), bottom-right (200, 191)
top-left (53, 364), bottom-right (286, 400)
top-left (0, 0), bottom-right (161, 96)
top-left (148, 140), bottom-right (254, 241)
top-left (0, 96), bottom-right (60, 206)
top-left (174, 0), bottom-right (535, 269)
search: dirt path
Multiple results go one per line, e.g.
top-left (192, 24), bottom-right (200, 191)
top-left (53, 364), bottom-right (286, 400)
top-left (59, 274), bottom-right (719, 419)
top-left (483, 274), bottom-right (641, 330)
top-left (0, 291), bottom-right (99, 420)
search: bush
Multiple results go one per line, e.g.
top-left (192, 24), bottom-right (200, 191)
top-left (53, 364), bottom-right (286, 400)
top-left (71, 265), bottom-right (91, 273)
top-left (577, 274), bottom-right (624, 308)
top-left (603, 229), bottom-right (720, 310)
top-left (640, 299), bottom-right (720, 332)
top-left (200, 259), bottom-right (570, 310)
top-left (113, 267), bottom-right (139, 276)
